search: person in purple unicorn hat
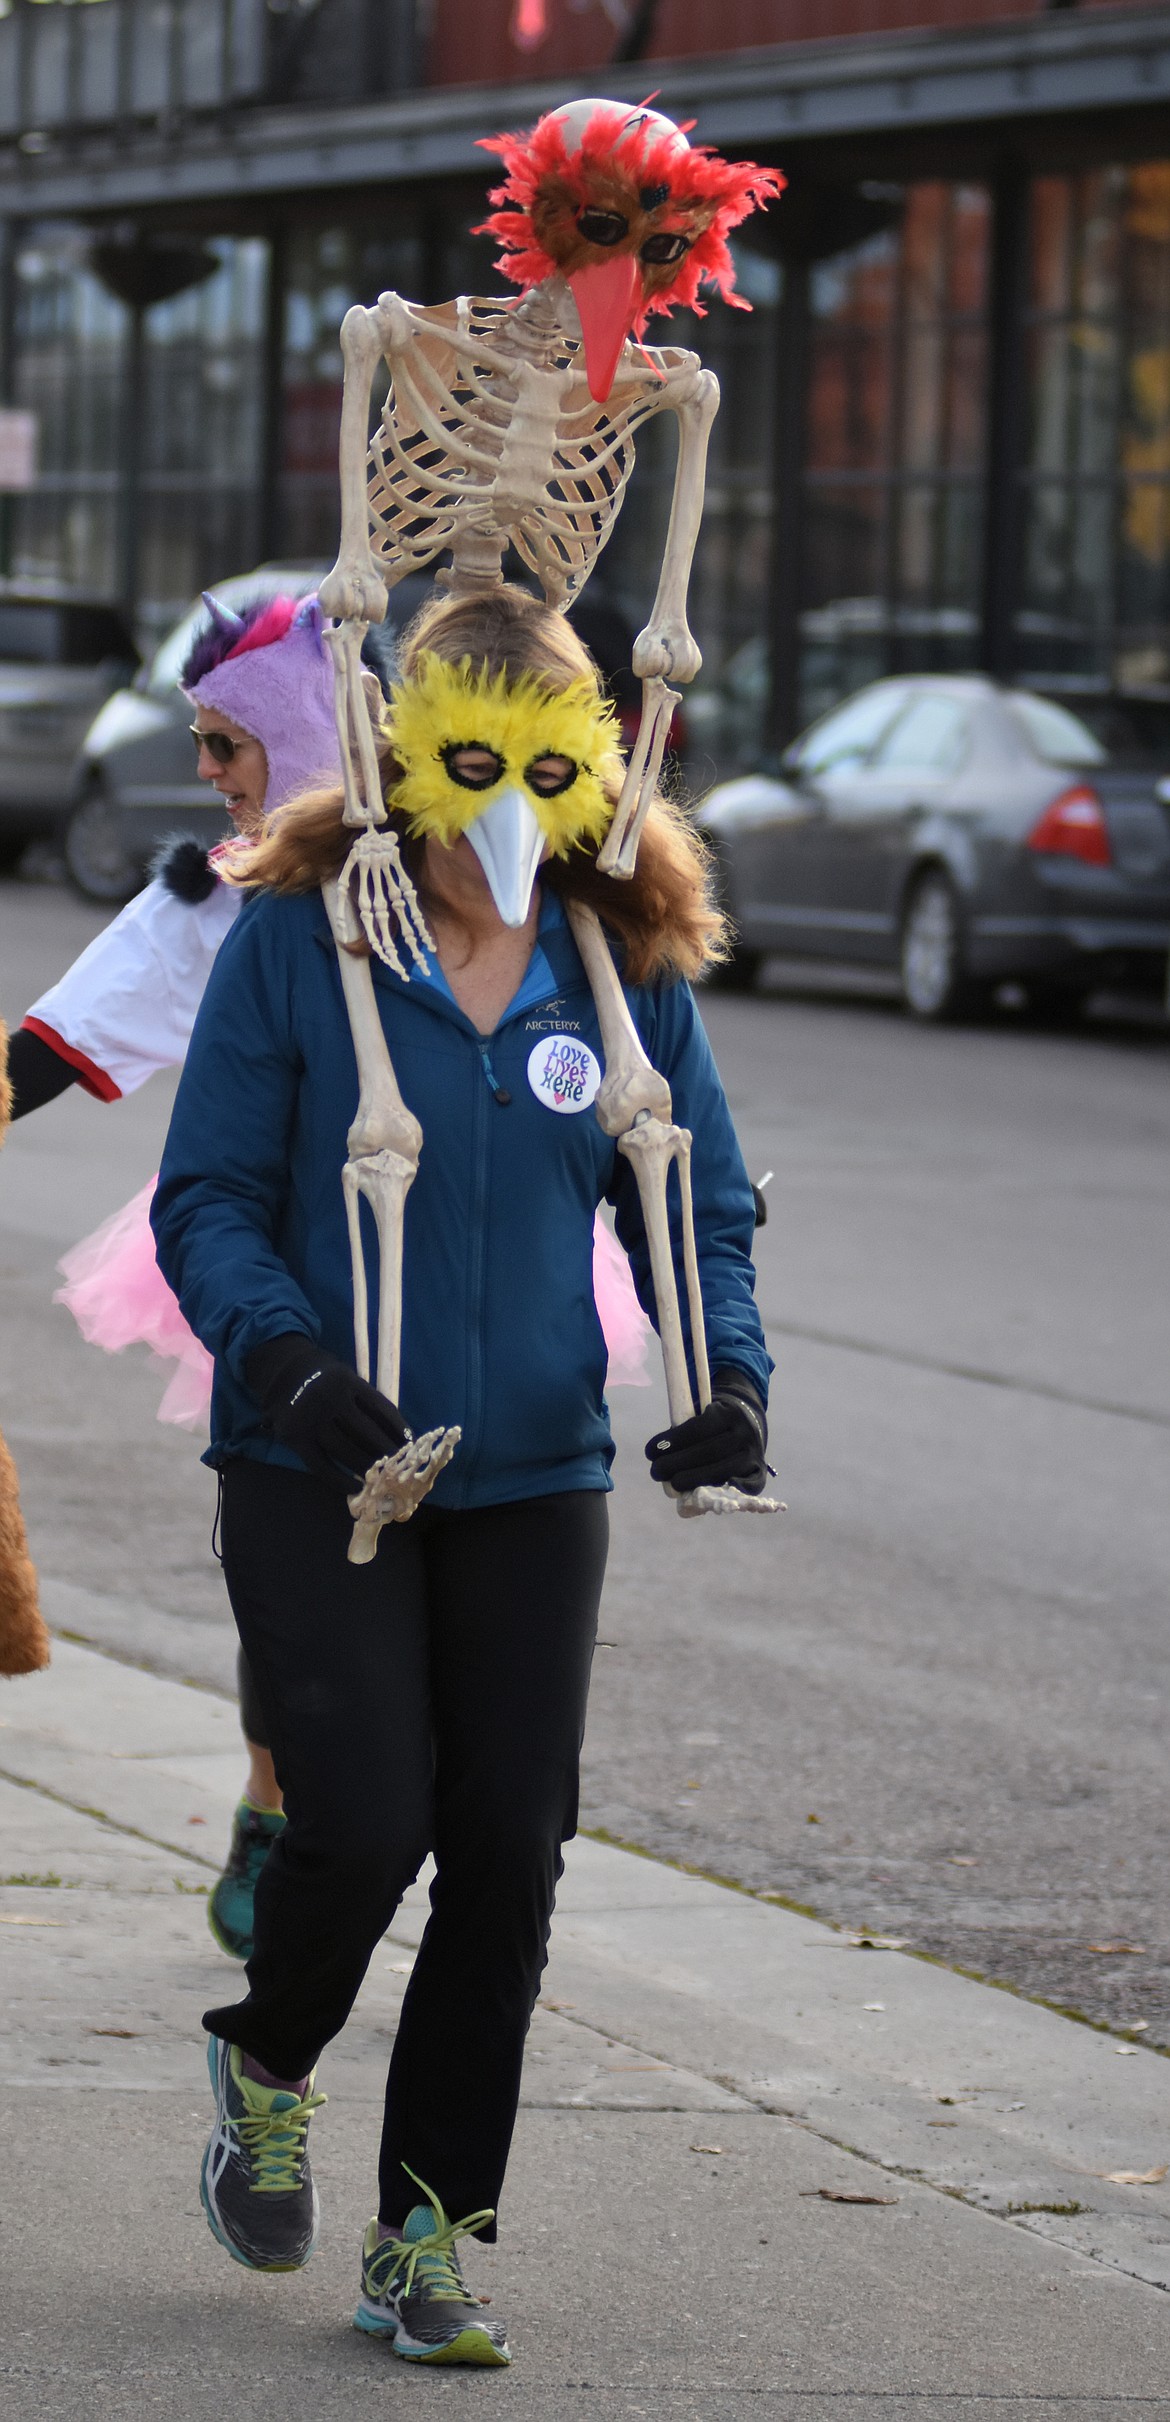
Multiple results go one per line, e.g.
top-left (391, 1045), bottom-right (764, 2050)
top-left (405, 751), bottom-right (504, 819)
top-left (6, 590), bottom-right (351, 1960)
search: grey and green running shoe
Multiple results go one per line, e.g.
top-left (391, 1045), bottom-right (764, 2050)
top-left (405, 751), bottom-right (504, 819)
top-left (207, 1799), bottom-right (285, 1961)
top-left (354, 2170), bottom-right (510, 2365)
top-left (200, 2034), bottom-right (325, 2272)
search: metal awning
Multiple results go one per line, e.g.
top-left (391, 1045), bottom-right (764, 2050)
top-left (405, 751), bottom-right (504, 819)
top-left (1, 3), bottom-right (1168, 223)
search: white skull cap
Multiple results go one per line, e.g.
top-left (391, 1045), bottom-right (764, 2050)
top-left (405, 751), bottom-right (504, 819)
top-left (547, 99), bottom-right (690, 157)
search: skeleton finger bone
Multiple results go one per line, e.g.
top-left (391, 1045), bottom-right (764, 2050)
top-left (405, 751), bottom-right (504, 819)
top-left (337, 830), bottom-right (433, 977)
top-left (596, 675), bottom-right (680, 879)
top-left (673, 1483), bottom-right (785, 1518)
top-left (347, 1425), bottom-right (462, 1563)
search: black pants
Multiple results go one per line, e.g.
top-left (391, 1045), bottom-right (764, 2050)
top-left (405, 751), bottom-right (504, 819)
top-left (236, 1645), bottom-right (269, 1752)
top-left (207, 1459), bottom-right (607, 2234)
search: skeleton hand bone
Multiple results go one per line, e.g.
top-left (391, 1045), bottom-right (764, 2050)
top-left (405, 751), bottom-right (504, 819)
top-left (347, 1425), bottom-right (462, 1563)
top-left (672, 1482), bottom-right (785, 1518)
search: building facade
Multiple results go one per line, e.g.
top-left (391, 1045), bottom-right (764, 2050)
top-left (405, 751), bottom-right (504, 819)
top-left (1, 0), bottom-right (1168, 773)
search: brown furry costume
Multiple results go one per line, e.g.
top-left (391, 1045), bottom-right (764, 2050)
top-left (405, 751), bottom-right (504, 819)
top-left (0, 1020), bottom-right (50, 1674)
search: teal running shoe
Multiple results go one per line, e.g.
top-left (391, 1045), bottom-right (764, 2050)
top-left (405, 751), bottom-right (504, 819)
top-left (354, 2169), bottom-right (510, 2365)
top-left (207, 1799), bottom-right (285, 1961)
top-left (200, 2034), bottom-right (325, 2272)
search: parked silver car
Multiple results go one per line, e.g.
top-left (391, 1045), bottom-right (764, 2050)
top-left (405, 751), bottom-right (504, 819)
top-left (699, 676), bottom-right (1170, 1019)
top-left (0, 587), bottom-right (139, 873)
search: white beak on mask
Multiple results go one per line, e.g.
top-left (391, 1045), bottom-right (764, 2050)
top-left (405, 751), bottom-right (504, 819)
top-left (466, 786), bottom-right (546, 929)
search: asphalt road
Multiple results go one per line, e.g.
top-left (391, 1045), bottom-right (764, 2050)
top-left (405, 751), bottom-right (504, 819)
top-left (2, 879), bottom-right (1168, 2044)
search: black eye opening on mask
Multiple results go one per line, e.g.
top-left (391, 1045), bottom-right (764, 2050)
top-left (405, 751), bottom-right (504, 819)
top-left (524, 754), bottom-right (579, 798)
top-left (641, 231), bottom-right (691, 266)
top-left (440, 741), bottom-right (505, 791)
top-left (577, 206), bottom-right (628, 248)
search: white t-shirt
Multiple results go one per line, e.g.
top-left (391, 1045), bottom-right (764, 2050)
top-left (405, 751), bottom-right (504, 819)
top-left (23, 871), bottom-right (242, 1100)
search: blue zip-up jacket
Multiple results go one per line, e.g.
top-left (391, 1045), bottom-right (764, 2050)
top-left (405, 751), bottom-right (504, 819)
top-left (152, 885), bottom-right (771, 1509)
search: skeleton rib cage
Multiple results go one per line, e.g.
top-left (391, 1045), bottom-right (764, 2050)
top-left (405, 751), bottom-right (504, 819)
top-left (363, 295), bottom-right (684, 606)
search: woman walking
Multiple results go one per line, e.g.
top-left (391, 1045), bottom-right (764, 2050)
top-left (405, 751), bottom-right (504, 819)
top-left (152, 583), bottom-right (771, 2368)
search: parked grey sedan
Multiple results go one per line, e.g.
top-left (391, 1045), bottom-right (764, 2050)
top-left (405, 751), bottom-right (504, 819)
top-left (699, 676), bottom-right (1170, 1019)
top-left (0, 588), bottom-right (139, 871)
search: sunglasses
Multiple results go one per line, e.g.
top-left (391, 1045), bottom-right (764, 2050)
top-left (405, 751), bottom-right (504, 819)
top-left (190, 723), bottom-right (242, 766)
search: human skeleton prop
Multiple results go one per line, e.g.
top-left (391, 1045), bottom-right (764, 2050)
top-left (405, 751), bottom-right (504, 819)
top-left (316, 99), bottom-right (783, 1554)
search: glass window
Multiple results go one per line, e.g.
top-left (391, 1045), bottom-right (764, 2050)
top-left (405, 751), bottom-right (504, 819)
top-left (870, 692), bottom-right (970, 774)
top-left (136, 238), bottom-right (270, 654)
top-left (1018, 163), bottom-right (1170, 692)
top-left (791, 682), bottom-right (911, 776)
top-left (601, 238), bottom-right (783, 780)
top-left (280, 222), bottom-right (428, 567)
top-left (800, 183), bottom-right (990, 723)
top-left (4, 223), bottom-right (270, 655)
top-left (1007, 692), bottom-right (1107, 767)
top-left (0, 605), bottom-right (61, 664)
top-left (7, 222), bottom-right (126, 600)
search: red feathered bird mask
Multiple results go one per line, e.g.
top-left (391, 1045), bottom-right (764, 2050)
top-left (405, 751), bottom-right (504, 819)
top-left (478, 99), bottom-right (784, 402)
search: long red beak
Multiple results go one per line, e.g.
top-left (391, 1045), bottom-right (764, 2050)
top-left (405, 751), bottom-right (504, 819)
top-left (568, 255), bottom-right (642, 402)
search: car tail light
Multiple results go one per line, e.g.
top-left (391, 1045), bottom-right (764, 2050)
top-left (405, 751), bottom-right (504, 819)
top-left (1026, 785), bottom-right (1112, 867)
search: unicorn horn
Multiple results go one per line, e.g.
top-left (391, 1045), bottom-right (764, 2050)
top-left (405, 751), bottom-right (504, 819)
top-left (200, 591), bottom-right (245, 635)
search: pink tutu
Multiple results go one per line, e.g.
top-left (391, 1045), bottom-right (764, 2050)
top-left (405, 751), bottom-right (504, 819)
top-left (54, 1177), bottom-right (213, 1429)
top-left (591, 1213), bottom-right (653, 1386)
top-left (55, 1185), bottom-right (653, 1428)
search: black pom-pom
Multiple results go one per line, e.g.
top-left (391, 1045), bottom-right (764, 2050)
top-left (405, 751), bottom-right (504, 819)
top-left (152, 835), bottom-right (217, 904)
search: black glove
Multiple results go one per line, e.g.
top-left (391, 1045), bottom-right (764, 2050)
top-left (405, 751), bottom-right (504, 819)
top-left (245, 1333), bottom-right (407, 1489)
top-left (645, 1368), bottom-right (769, 1496)
top-left (5, 1027), bottom-right (77, 1119)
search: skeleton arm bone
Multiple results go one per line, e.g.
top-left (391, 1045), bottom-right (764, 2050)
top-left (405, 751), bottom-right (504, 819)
top-left (327, 620), bottom-right (387, 832)
top-left (566, 902), bottom-right (704, 1427)
top-left (322, 874), bottom-right (460, 1554)
top-left (322, 872), bottom-right (423, 1391)
top-left (598, 368), bottom-right (720, 876)
top-left (319, 299), bottom-right (406, 627)
top-left (631, 366), bottom-right (720, 686)
top-left (568, 901), bottom-right (779, 1521)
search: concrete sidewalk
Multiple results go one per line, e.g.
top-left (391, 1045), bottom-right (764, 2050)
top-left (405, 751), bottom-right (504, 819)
top-left (2, 1629), bottom-right (1169, 2419)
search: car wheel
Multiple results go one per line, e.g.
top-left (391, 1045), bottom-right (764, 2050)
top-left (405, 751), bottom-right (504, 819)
top-left (899, 870), bottom-right (978, 1022)
top-left (1024, 977), bottom-right (1092, 1027)
top-left (707, 933), bottom-right (763, 993)
top-left (703, 841), bottom-right (762, 991)
top-left (62, 789), bottom-right (142, 904)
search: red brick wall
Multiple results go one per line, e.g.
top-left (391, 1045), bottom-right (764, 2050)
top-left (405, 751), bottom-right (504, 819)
top-left (427, 0), bottom-right (1121, 91)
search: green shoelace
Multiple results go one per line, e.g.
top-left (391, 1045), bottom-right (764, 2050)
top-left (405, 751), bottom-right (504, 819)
top-left (367, 2165), bottom-right (495, 2303)
top-left (234, 2082), bottom-right (327, 2195)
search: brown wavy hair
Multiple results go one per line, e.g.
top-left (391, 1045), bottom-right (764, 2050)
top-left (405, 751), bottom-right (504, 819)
top-left (227, 585), bottom-right (727, 986)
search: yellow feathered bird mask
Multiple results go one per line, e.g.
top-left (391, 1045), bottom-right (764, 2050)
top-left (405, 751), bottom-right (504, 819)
top-left (385, 654), bottom-right (623, 855)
